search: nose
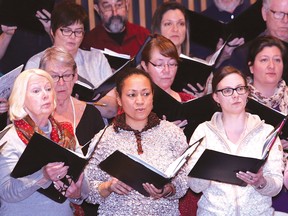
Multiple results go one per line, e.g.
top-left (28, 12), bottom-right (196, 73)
top-left (42, 89), bottom-right (49, 99)
top-left (172, 23), bottom-right (178, 31)
top-left (111, 6), bottom-right (119, 16)
top-left (162, 64), bottom-right (170, 74)
top-left (136, 94), bottom-right (144, 104)
top-left (268, 59), bottom-right (275, 68)
top-left (57, 77), bottom-right (65, 85)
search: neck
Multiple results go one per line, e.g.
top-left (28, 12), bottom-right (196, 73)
top-left (33, 116), bottom-right (49, 128)
top-left (166, 88), bottom-right (181, 102)
top-left (176, 45), bottom-right (182, 55)
top-left (56, 97), bottom-right (71, 113)
top-left (221, 112), bottom-right (247, 143)
top-left (253, 81), bottom-right (277, 97)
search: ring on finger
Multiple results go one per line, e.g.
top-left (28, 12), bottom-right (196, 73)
top-left (57, 174), bottom-right (61, 179)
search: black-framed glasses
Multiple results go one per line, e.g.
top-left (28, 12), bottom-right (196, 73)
top-left (59, 28), bottom-right (84, 37)
top-left (270, 9), bottom-right (288, 20)
top-left (149, 61), bottom-right (178, 70)
top-left (215, 86), bottom-right (249, 97)
top-left (51, 74), bottom-right (75, 82)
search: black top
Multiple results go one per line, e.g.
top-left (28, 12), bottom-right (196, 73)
top-left (76, 104), bottom-right (105, 149)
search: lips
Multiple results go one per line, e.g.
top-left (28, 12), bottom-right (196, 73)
top-left (42, 102), bottom-right (52, 108)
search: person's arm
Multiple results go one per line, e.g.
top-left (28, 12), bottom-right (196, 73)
top-left (0, 25), bottom-right (17, 60)
top-left (0, 132), bottom-right (69, 202)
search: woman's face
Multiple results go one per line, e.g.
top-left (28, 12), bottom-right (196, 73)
top-left (213, 73), bottom-right (248, 115)
top-left (160, 9), bottom-right (186, 51)
top-left (141, 48), bottom-right (178, 92)
top-left (52, 22), bottom-right (84, 56)
top-left (44, 60), bottom-right (77, 102)
top-left (249, 46), bottom-right (283, 86)
top-left (117, 74), bottom-right (153, 131)
top-left (24, 74), bottom-right (54, 123)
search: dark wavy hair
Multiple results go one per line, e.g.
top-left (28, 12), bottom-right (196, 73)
top-left (151, 2), bottom-right (190, 55)
top-left (51, 1), bottom-right (88, 34)
top-left (247, 35), bottom-right (287, 79)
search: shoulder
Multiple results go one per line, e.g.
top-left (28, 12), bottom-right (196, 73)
top-left (25, 50), bottom-right (45, 69)
top-left (77, 48), bottom-right (106, 60)
top-left (126, 22), bottom-right (150, 35)
top-left (159, 120), bottom-right (185, 136)
top-left (0, 125), bottom-right (25, 153)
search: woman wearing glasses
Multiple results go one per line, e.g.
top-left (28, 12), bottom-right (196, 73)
top-left (247, 35), bottom-right (288, 213)
top-left (187, 66), bottom-right (283, 215)
top-left (25, 1), bottom-right (117, 119)
top-left (39, 46), bottom-right (105, 216)
top-left (140, 34), bottom-right (200, 216)
top-left (140, 34), bottom-right (194, 112)
top-left (0, 69), bottom-right (87, 215)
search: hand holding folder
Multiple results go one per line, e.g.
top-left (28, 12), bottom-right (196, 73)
top-left (187, 0), bottom-right (265, 49)
top-left (99, 137), bottom-right (204, 196)
top-left (188, 117), bottom-right (287, 186)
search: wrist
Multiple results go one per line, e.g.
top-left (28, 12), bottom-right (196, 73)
top-left (163, 183), bottom-right (176, 198)
top-left (256, 178), bottom-right (267, 190)
top-left (98, 181), bottom-right (112, 198)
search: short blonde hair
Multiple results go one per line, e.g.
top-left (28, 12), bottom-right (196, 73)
top-left (39, 46), bottom-right (77, 73)
top-left (9, 69), bottom-right (56, 121)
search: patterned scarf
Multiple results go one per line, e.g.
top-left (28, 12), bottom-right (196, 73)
top-left (113, 112), bottom-right (160, 154)
top-left (248, 77), bottom-right (288, 115)
top-left (14, 115), bottom-right (76, 151)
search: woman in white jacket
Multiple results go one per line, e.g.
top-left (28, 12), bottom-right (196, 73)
top-left (187, 66), bottom-right (284, 215)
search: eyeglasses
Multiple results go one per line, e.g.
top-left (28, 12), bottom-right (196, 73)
top-left (51, 74), bottom-right (75, 82)
top-left (215, 86), bottom-right (249, 97)
top-left (149, 61), bottom-right (178, 70)
top-left (59, 28), bottom-right (84, 38)
top-left (269, 9), bottom-right (288, 20)
top-left (100, 1), bottom-right (126, 13)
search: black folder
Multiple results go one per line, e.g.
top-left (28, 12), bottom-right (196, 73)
top-left (246, 97), bottom-right (288, 139)
top-left (188, 149), bottom-right (266, 186)
top-left (172, 57), bottom-right (212, 92)
top-left (0, 0), bottom-right (55, 33)
top-left (11, 132), bottom-right (87, 203)
top-left (72, 59), bottom-right (132, 102)
top-left (152, 85), bottom-right (218, 139)
top-left (187, 0), bottom-right (265, 49)
top-left (99, 150), bottom-right (171, 197)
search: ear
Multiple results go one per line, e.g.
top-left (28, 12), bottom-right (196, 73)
top-left (140, 61), bottom-right (148, 72)
top-left (261, 6), bottom-right (267, 21)
top-left (212, 92), bottom-right (220, 104)
top-left (116, 93), bottom-right (122, 107)
top-left (50, 29), bottom-right (55, 39)
top-left (73, 72), bottom-right (78, 83)
top-left (125, 0), bottom-right (130, 11)
top-left (94, 4), bottom-right (100, 14)
top-left (248, 62), bottom-right (254, 74)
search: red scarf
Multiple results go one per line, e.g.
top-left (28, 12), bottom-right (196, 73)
top-left (14, 115), bottom-right (76, 151)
